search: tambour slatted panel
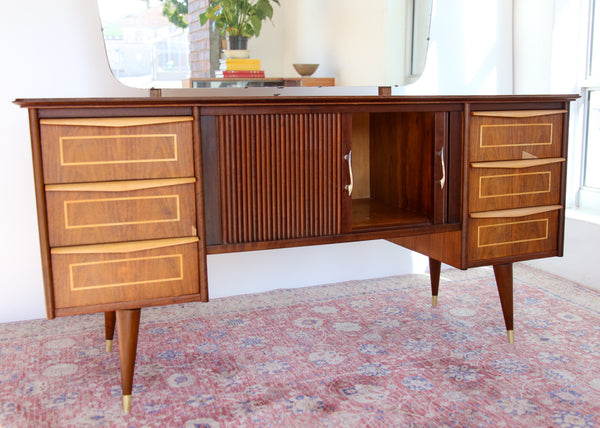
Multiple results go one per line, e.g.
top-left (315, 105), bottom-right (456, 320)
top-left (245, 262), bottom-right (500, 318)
top-left (217, 113), bottom-right (342, 243)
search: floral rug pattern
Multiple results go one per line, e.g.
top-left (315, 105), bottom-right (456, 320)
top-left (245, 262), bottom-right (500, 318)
top-left (1, 264), bottom-right (599, 427)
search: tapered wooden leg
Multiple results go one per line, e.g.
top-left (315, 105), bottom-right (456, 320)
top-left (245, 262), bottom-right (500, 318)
top-left (116, 309), bottom-right (141, 413)
top-left (493, 263), bottom-right (514, 344)
top-left (429, 258), bottom-right (441, 307)
top-left (104, 311), bottom-right (116, 353)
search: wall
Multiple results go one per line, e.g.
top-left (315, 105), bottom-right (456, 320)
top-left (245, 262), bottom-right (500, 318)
top-left (398, 0), bottom-right (514, 95)
top-left (251, 0), bottom-right (411, 86)
top-left (0, 0), bottom-right (145, 323)
top-left (1, 0), bottom-right (594, 323)
top-left (279, 0), bottom-right (398, 86)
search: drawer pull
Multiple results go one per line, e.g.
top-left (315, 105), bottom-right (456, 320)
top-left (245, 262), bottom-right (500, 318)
top-left (345, 151), bottom-right (354, 196)
top-left (46, 177), bottom-right (196, 193)
top-left (439, 146), bottom-right (446, 190)
top-left (40, 116), bottom-right (193, 128)
top-left (471, 110), bottom-right (567, 118)
top-left (471, 158), bottom-right (565, 169)
top-left (470, 205), bottom-right (562, 219)
top-left (51, 237), bottom-right (199, 255)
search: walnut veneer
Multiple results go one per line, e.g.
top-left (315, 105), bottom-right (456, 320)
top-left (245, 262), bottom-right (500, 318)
top-left (16, 94), bottom-right (577, 411)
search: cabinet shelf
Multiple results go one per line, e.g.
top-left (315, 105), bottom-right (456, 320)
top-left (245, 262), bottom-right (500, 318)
top-left (348, 111), bottom-right (437, 232)
top-left (352, 198), bottom-right (431, 230)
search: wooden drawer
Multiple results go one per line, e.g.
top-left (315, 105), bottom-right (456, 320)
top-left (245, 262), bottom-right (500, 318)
top-left (469, 159), bottom-right (564, 212)
top-left (467, 206), bottom-right (561, 262)
top-left (50, 237), bottom-right (199, 309)
top-left (46, 178), bottom-right (197, 247)
top-left (40, 117), bottom-right (194, 184)
top-left (469, 110), bottom-right (565, 162)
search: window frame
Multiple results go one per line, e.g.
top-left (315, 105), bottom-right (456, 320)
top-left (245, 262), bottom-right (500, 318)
top-left (578, 0), bottom-right (600, 212)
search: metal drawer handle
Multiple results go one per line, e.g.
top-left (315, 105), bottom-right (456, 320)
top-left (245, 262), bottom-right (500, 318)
top-left (345, 151), bottom-right (354, 196)
top-left (439, 146), bottom-right (446, 190)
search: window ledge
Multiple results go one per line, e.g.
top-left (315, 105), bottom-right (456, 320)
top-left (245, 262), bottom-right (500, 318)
top-left (566, 208), bottom-right (600, 225)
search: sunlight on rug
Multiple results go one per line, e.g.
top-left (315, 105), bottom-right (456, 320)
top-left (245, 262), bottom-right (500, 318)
top-left (1, 264), bottom-right (599, 427)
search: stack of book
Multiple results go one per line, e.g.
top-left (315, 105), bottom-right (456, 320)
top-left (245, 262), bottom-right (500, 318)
top-left (215, 58), bottom-right (265, 79)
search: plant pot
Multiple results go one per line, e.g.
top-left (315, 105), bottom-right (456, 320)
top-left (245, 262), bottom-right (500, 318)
top-left (227, 35), bottom-right (248, 50)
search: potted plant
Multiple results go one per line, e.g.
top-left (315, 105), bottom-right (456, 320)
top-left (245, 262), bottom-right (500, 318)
top-left (199, 0), bottom-right (280, 50)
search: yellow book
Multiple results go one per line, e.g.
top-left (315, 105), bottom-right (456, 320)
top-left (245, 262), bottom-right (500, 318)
top-left (219, 59), bottom-right (261, 70)
top-left (221, 58), bottom-right (261, 65)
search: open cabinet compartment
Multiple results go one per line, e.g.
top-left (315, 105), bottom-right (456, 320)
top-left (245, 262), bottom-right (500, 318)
top-left (349, 111), bottom-right (436, 231)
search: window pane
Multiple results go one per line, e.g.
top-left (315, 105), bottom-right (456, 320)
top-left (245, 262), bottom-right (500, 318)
top-left (585, 91), bottom-right (600, 189)
top-left (591, 0), bottom-right (600, 76)
top-left (99, 0), bottom-right (190, 88)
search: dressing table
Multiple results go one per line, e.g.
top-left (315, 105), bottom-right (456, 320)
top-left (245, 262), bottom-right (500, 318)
top-left (16, 93), bottom-right (576, 411)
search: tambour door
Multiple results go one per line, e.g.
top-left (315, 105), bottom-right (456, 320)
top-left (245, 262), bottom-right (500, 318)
top-left (203, 112), bottom-right (346, 245)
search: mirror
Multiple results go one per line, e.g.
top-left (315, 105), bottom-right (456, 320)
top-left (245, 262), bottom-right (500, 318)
top-left (98, 0), bottom-right (432, 89)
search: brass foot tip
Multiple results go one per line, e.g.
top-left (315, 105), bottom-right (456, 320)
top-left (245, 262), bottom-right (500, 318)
top-left (507, 330), bottom-right (515, 344)
top-left (106, 339), bottom-right (113, 353)
top-left (432, 296), bottom-right (438, 307)
top-left (123, 395), bottom-right (132, 413)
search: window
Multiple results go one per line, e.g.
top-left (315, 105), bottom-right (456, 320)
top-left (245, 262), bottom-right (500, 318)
top-left (99, 0), bottom-right (190, 88)
top-left (580, 0), bottom-right (600, 211)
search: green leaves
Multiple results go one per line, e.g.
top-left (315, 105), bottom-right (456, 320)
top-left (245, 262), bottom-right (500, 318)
top-left (160, 0), bottom-right (189, 30)
top-left (199, 0), bottom-right (280, 38)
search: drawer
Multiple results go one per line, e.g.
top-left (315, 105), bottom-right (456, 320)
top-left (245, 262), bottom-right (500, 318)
top-left (46, 178), bottom-right (197, 247)
top-left (469, 158), bottom-right (564, 212)
top-left (50, 237), bottom-right (199, 309)
top-left (469, 110), bottom-right (566, 162)
top-left (40, 117), bottom-right (194, 184)
top-left (467, 206), bottom-right (561, 263)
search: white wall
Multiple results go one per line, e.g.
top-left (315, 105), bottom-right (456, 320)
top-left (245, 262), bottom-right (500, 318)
top-left (252, 0), bottom-right (411, 86)
top-left (0, 0), bottom-right (145, 322)
top-left (398, 0), bottom-right (514, 95)
top-left (1, 0), bottom-right (595, 323)
top-left (282, 0), bottom-right (397, 86)
top-left (513, 0), bottom-right (555, 94)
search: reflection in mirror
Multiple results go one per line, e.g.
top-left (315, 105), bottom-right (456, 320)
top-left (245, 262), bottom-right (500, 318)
top-left (98, 0), bottom-right (432, 89)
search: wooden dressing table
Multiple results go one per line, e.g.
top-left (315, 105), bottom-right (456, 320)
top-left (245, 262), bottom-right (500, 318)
top-left (16, 94), bottom-right (577, 411)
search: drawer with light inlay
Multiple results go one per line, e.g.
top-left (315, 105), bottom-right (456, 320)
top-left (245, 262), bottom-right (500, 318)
top-left (469, 110), bottom-right (566, 162)
top-left (468, 158), bottom-right (564, 213)
top-left (45, 178), bottom-right (197, 247)
top-left (39, 116), bottom-right (194, 184)
top-left (467, 206), bottom-right (561, 262)
top-left (50, 237), bottom-right (200, 309)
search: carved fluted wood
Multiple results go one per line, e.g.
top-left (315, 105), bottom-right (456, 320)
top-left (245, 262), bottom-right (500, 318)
top-left (217, 113), bottom-right (343, 244)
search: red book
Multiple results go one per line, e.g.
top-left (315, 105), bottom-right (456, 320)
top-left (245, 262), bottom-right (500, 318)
top-left (215, 70), bottom-right (265, 78)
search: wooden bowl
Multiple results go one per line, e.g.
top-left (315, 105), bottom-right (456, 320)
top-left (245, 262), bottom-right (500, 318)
top-left (293, 63), bottom-right (319, 77)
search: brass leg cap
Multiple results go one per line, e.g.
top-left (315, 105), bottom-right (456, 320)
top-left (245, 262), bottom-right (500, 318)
top-left (432, 296), bottom-right (438, 307)
top-left (106, 339), bottom-right (113, 353)
top-left (507, 330), bottom-right (515, 344)
top-left (123, 395), bottom-right (132, 413)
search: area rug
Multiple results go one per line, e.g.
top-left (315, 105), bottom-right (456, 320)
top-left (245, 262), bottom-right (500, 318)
top-left (1, 264), bottom-right (599, 427)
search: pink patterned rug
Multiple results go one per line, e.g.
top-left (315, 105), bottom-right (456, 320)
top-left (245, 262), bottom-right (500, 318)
top-left (1, 264), bottom-right (599, 427)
